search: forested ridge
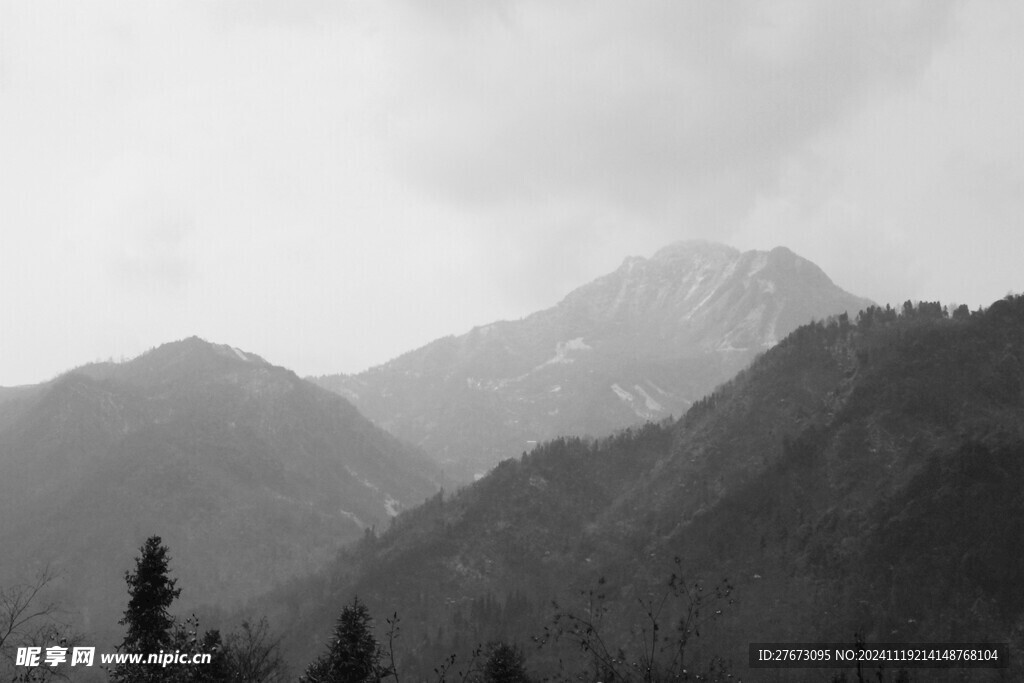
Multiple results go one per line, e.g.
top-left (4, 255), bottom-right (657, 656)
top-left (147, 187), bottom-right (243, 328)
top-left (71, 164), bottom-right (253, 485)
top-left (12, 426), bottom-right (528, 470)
top-left (0, 337), bottom-right (440, 655)
top-left (254, 297), bottom-right (1024, 681)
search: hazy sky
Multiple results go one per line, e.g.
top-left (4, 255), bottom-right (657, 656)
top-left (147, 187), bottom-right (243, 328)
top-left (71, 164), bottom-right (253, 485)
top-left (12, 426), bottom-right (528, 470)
top-left (1, 1), bottom-right (1022, 386)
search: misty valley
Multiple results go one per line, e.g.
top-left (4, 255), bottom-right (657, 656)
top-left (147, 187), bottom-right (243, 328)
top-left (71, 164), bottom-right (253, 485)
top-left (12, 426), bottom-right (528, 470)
top-left (2, 242), bottom-right (1021, 682)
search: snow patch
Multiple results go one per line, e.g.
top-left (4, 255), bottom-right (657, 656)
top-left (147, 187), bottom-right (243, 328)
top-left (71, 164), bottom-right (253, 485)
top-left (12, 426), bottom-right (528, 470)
top-left (339, 510), bottom-right (366, 529)
top-left (540, 337), bottom-right (592, 366)
top-left (687, 284), bottom-right (721, 319)
top-left (354, 473), bottom-right (380, 494)
top-left (611, 383), bottom-right (634, 402)
top-left (633, 385), bottom-right (663, 412)
top-left (491, 339), bottom-right (593, 388)
top-left (746, 252), bottom-right (769, 278)
top-left (715, 341), bottom-right (748, 352)
top-left (353, 475), bottom-right (402, 517)
top-left (645, 379), bottom-right (670, 397)
top-left (562, 337), bottom-right (591, 352)
top-left (612, 382), bottom-right (665, 420)
top-left (683, 275), bottom-right (707, 302)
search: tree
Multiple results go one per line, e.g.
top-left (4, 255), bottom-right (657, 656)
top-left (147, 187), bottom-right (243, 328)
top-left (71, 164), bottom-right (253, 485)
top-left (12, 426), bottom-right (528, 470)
top-left (223, 617), bottom-right (289, 683)
top-left (303, 597), bottom-right (383, 683)
top-left (482, 642), bottom-right (530, 683)
top-left (0, 567), bottom-right (61, 655)
top-left (119, 536), bottom-right (181, 654)
top-left (0, 567), bottom-right (77, 682)
top-left (165, 615), bottom-right (231, 683)
top-left (112, 536), bottom-right (182, 683)
top-left (543, 559), bottom-right (734, 682)
top-left (194, 628), bottom-right (230, 681)
top-left (112, 536), bottom-right (286, 683)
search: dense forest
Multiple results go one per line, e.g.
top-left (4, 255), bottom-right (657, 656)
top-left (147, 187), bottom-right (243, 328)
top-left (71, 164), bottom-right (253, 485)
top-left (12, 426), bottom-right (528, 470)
top-left (243, 296), bottom-right (1024, 681)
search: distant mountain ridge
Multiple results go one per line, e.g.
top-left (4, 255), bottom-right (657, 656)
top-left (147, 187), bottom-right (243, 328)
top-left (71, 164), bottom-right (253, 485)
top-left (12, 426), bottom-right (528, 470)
top-left (313, 241), bottom-right (871, 479)
top-left (0, 336), bottom-right (440, 647)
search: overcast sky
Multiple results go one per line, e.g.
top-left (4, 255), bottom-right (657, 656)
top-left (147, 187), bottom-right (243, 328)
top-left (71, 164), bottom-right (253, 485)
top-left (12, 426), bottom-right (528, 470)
top-left (1, 1), bottom-right (1022, 386)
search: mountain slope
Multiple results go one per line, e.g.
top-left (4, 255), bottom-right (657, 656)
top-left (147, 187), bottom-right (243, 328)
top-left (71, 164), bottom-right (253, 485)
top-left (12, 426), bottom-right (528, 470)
top-left (313, 241), bottom-right (871, 479)
top-left (274, 298), bottom-right (1024, 681)
top-left (0, 337), bottom-right (440, 647)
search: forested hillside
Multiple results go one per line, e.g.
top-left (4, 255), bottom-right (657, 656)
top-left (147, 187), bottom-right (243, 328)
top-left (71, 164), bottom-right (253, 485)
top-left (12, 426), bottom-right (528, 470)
top-left (0, 338), bottom-right (440, 652)
top-left (264, 297), bottom-right (1024, 682)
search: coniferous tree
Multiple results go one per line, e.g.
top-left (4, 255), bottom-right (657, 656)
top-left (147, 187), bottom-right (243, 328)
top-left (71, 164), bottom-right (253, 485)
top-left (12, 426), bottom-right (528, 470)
top-left (303, 597), bottom-right (383, 683)
top-left (167, 616), bottom-right (232, 683)
top-left (190, 628), bottom-right (230, 682)
top-left (112, 536), bottom-right (181, 683)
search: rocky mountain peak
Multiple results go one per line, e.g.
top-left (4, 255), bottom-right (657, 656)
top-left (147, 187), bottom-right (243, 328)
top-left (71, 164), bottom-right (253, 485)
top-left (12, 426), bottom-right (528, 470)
top-left (313, 241), bottom-right (872, 479)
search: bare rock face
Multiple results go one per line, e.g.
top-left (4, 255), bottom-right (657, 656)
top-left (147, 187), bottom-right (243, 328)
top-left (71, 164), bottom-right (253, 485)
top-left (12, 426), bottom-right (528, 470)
top-left (314, 241), bottom-right (871, 480)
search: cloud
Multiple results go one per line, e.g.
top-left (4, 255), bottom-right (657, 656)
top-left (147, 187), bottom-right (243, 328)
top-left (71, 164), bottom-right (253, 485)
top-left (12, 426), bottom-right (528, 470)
top-left (205, 0), bottom-right (344, 29)
top-left (394, 1), bottom-right (956, 233)
top-left (731, 1), bottom-right (1024, 309)
top-left (0, 0), bottom-right (1019, 386)
top-left (104, 198), bottom-right (197, 294)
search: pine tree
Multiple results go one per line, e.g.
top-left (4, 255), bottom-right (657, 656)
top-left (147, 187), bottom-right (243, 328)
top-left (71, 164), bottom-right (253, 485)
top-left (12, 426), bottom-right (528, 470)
top-left (303, 597), bottom-right (383, 683)
top-left (111, 536), bottom-right (182, 683)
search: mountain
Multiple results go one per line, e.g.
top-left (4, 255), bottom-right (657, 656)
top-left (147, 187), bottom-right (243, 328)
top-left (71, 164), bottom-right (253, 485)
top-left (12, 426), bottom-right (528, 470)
top-left (313, 241), bottom-right (872, 480)
top-left (0, 337), bottom-right (440, 648)
top-left (270, 298), bottom-right (1024, 681)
